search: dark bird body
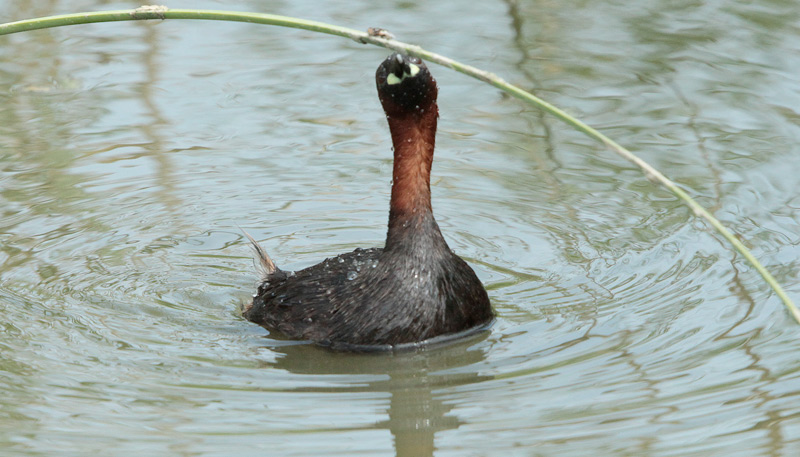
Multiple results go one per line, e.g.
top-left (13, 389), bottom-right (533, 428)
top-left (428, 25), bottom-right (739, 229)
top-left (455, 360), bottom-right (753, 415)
top-left (244, 53), bottom-right (494, 350)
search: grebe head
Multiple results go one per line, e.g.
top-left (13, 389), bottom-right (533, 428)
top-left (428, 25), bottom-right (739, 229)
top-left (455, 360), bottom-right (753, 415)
top-left (375, 53), bottom-right (437, 117)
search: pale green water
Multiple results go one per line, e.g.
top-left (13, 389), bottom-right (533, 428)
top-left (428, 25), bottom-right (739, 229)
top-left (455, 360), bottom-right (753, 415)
top-left (2, 0), bottom-right (800, 456)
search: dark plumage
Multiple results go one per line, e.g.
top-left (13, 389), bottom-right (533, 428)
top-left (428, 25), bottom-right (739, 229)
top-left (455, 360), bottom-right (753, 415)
top-left (243, 53), bottom-right (494, 351)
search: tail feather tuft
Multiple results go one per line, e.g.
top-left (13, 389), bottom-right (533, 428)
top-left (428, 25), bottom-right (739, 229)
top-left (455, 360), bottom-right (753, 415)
top-left (241, 228), bottom-right (278, 281)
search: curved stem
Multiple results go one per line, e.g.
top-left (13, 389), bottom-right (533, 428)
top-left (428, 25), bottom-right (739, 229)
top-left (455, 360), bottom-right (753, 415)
top-left (0, 8), bottom-right (367, 39)
top-left (2, 7), bottom-right (798, 324)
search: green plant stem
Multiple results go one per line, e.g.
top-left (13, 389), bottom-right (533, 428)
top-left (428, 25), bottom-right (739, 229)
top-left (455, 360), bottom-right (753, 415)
top-left (2, 7), bottom-right (798, 324)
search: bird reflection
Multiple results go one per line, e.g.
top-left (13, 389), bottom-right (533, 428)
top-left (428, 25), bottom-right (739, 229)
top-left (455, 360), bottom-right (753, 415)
top-left (265, 334), bottom-right (491, 457)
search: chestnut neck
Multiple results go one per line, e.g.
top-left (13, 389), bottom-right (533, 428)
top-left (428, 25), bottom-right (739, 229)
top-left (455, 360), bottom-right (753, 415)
top-left (384, 104), bottom-right (447, 252)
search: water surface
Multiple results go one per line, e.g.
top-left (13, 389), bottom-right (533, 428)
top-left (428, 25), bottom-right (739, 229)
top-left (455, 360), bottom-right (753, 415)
top-left (2, 0), bottom-right (800, 455)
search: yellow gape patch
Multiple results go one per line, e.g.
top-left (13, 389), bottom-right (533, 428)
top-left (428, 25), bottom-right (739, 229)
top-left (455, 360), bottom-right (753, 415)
top-left (387, 63), bottom-right (420, 85)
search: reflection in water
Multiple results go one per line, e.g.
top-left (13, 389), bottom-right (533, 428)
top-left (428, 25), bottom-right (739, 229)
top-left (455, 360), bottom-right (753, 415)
top-left (268, 335), bottom-right (490, 457)
top-left (502, 0), bottom-right (559, 171)
top-left (721, 270), bottom-right (785, 455)
top-left (668, 81), bottom-right (723, 212)
top-left (138, 20), bottom-right (183, 215)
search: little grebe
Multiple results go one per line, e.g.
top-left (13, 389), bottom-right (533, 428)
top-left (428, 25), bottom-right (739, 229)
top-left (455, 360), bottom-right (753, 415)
top-left (244, 53), bottom-right (494, 350)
